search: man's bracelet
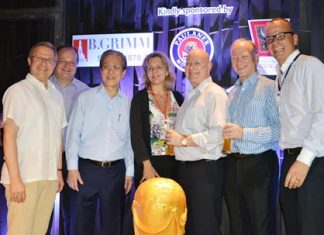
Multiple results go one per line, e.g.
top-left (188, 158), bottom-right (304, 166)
top-left (57, 168), bottom-right (63, 171)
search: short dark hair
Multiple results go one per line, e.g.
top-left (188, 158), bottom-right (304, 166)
top-left (99, 49), bottom-right (127, 70)
top-left (57, 45), bottom-right (79, 62)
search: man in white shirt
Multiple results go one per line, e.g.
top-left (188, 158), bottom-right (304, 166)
top-left (1, 41), bottom-right (66, 235)
top-left (266, 18), bottom-right (324, 235)
top-left (166, 49), bottom-right (228, 235)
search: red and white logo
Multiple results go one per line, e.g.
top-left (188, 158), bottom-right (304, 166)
top-left (170, 28), bottom-right (214, 72)
top-left (73, 39), bottom-right (88, 62)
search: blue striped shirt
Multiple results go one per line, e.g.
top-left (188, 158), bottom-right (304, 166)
top-left (227, 72), bottom-right (280, 154)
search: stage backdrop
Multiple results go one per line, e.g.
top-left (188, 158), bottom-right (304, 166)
top-left (0, 0), bottom-right (323, 106)
top-left (0, 0), bottom-right (323, 234)
top-left (64, 0), bottom-right (324, 98)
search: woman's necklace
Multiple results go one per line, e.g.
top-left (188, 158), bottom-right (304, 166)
top-left (149, 89), bottom-right (171, 119)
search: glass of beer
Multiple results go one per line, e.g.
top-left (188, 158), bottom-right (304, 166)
top-left (165, 119), bottom-right (175, 156)
top-left (222, 138), bottom-right (231, 154)
top-left (166, 143), bottom-right (174, 155)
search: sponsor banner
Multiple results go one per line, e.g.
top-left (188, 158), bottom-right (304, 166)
top-left (169, 28), bottom-right (214, 72)
top-left (248, 19), bottom-right (281, 76)
top-left (158, 5), bottom-right (235, 18)
top-left (72, 32), bottom-right (154, 67)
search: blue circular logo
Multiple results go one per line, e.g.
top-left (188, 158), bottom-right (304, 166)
top-left (170, 28), bottom-right (214, 72)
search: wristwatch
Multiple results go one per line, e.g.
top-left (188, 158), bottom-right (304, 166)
top-left (180, 137), bottom-right (187, 147)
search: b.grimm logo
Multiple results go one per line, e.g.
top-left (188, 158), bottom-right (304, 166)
top-left (170, 28), bottom-right (214, 72)
top-left (73, 39), bottom-right (88, 62)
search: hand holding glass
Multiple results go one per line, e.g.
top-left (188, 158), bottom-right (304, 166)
top-left (222, 123), bottom-right (232, 154)
top-left (165, 120), bottom-right (175, 156)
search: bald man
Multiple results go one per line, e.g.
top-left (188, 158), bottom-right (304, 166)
top-left (223, 39), bottom-right (279, 235)
top-left (166, 49), bottom-right (228, 235)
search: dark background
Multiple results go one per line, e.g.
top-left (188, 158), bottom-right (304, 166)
top-left (0, 0), bottom-right (323, 111)
top-left (0, 0), bottom-right (323, 234)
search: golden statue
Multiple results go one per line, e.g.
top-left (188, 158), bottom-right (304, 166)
top-left (132, 177), bottom-right (187, 235)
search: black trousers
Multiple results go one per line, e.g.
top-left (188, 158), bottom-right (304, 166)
top-left (224, 150), bottom-right (279, 235)
top-left (280, 149), bottom-right (324, 235)
top-left (178, 158), bottom-right (224, 235)
top-left (134, 155), bottom-right (179, 188)
top-left (59, 153), bottom-right (77, 235)
top-left (74, 158), bottom-right (126, 235)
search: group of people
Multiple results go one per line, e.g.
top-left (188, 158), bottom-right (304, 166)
top-left (0, 17), bottom-right (324, 235)
top-left (221, 18), bottom-right (324, 235)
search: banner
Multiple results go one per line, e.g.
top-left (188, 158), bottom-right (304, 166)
top-left (72, 33), bottom-right (154, 67)
top-left (248, 19), bottom-right (279, 75)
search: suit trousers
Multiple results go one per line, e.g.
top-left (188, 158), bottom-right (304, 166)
top-left (178, 158), bottom-right (224, 235)
top-left (59, 153), bottom-right (77, 235)
top-left (224, 150), bottom-right (279, 235)
top-left (280, 149), bottom-right (324, 235)
top-left (74, 158), bottom-right (126, 235)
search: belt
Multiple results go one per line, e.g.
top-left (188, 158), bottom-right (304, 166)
top-left (231, 150), bottom-right (273, 159)
top-left (79, 158), bottom-right (122, 167)
top-left (180, 159), bottom-right (216, 164)
top-left (284, 147), bottom-right (302, 156)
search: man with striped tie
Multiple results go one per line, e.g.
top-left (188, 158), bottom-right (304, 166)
top-left (223, 38), bottom-right (280, 235)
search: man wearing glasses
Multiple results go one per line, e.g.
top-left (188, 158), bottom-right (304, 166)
top-left (66, 49), bottom-right (133, 235)
top-left (1, 41), bottom-right (66, 235)
top-left (266, 18), bottom-right (324, 235)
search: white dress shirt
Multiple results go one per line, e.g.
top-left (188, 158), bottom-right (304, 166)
top-left (278, 49), bottom-right (324, 166)
top-left (1, 73), bottom-right (67, 184)
top-left (174, 77), bottom-right (228, 161)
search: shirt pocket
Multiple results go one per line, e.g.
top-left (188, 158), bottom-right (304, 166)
top-left (115, 112), bottom-right (129, 141)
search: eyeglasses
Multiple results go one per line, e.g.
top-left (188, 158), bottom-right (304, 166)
top-left (102, 64), bottom-right (122, 72)
top-left (185, 62), bottom-right (207, 68)
top-left (58, 59), bottom-right (77, 67)
top-left (30, 56), bottom-right (57, 65)
top-left (265, 32), bottom-right (294, 45)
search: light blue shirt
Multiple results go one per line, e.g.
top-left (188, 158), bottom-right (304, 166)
top-left (228, 72), bottom-right (280, 154)
top-left (50, 76), bottom-right (89, 120)
top-left (50, 76), bottom-right (89, 149)
top-left (66, 84), bottom-right (134, 176)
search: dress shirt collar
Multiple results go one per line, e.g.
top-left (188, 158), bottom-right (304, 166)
top-left (26, 73), bottom-right (52, 91)
top-left (238, 72), bottom-right (258, 90)
top-left (195, 77), bottom-right (213, 93)
top-left (279, 49), bottom-right (300, 74)
top-left (188, 77), bottom-right (212, 99)
top-left (50, 75), bottom-right (79, 89)
top-left (97, 84), bottom-right (123, 100)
